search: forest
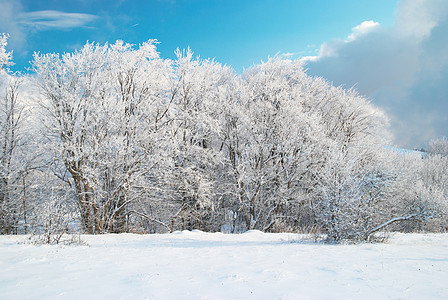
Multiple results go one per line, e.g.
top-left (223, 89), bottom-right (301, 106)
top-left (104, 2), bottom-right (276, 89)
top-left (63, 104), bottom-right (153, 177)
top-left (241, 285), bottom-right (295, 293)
top-left (0, 33), bottom-right (447, 242)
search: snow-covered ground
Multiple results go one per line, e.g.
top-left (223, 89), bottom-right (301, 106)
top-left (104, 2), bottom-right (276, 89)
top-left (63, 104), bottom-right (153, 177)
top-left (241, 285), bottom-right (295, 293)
top-left (1, 231), bottom-right (447, 299)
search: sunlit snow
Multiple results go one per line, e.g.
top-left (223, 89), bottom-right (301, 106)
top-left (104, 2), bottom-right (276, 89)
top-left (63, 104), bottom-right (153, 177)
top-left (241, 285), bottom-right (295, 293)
top-left (1, 231), bottom-right (447, 299)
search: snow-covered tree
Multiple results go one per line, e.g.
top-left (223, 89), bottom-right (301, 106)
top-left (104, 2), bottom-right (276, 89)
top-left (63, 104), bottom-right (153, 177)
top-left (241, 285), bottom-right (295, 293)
top-left (1, 35), bottom-right (442, 242)
top-left (303, 81), bottom-right (392, 241)
top-left (225, 57), bottom-right (392, 239)
top-left (0, 35), bottom-right (39, 234)
top-left (229, 58), bottom-right (323, 231)
top-left (0, 33), bottom-right (13, 71)
top-left (162, 49), bottom-right (233, 231)
top-left (33, 40), bottom-right (171, 233)
top-left (428, 137), bottom-right (448, 157)
top-left (0, 76), bottom-right (24, 233)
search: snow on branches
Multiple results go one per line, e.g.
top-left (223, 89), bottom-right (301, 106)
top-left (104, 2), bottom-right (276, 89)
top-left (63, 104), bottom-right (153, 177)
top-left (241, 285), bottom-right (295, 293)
top-left (0, 35), bottom-right (445, 242)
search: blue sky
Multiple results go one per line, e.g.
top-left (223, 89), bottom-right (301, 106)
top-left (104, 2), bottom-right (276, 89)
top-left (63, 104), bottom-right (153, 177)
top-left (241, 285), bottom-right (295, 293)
top-left (1, 0), bottom-right (447, 148)
top-left (2, 0), bottom-right (397, 71)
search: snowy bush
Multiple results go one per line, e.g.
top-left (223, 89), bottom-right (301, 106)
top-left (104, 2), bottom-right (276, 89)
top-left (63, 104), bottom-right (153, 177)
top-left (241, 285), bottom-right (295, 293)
top-left (29, 196), bottom-right (82, 245)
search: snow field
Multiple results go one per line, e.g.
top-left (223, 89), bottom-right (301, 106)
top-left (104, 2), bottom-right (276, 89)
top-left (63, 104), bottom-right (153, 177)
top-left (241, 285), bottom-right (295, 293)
top-left (0, 231), bottom-right (447, 299)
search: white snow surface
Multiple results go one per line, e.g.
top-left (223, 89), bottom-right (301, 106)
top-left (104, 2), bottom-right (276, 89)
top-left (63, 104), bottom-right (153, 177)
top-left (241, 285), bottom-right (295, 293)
top-left (1, 231), bottom-right (447, 299)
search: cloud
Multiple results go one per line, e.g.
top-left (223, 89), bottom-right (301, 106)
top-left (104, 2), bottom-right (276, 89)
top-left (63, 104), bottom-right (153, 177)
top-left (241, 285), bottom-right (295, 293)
top-left (279, 51), bottom-right (305, 59)
top-left (347, 21), bottom-right (380, 41)
top-left (302, 0), bottom-right (448, 148)
top-left (0, 0), bottom-right (97, 50)
top-left (18, 10), bottom-right (98, 30)
top-left (0, 0), bottom-right (26, 49)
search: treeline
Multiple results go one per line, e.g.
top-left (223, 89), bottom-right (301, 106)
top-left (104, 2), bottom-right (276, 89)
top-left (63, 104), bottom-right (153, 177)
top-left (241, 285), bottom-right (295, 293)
top-left (0, 34), bottom-right (447, 242)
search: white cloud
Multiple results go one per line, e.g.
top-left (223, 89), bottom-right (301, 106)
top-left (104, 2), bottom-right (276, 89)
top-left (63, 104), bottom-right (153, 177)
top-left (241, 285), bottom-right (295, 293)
top-left (18, 10), bottom-right (98, 30)
top-left (347, 21), bottom-right (380, 41)
top-left (279, 51), bottom-right (304, 59)
top-left (302, 20), bottom-right (381, 63)
top-left (395, 0), bottom-right (446, 39)
top-left (0, 0), bottom-right (26, 49)
top-left (0, 0), bottom-right (98, 50)
top-left (302, 0), bottom-right (448, 148)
